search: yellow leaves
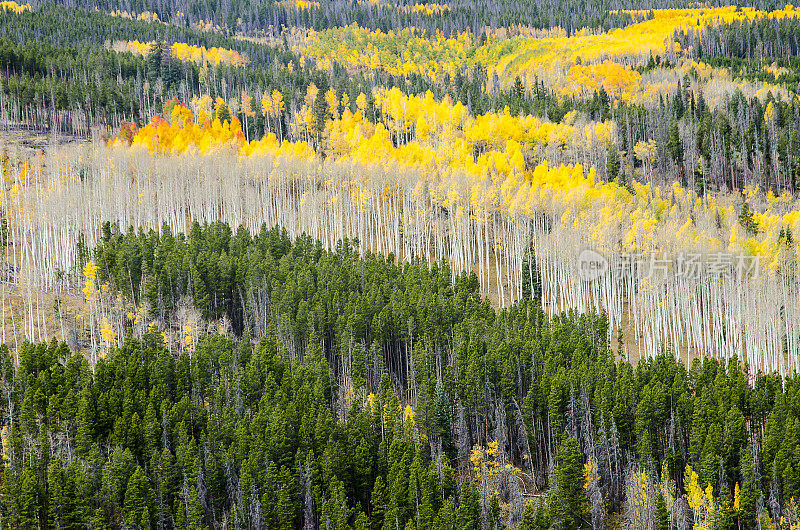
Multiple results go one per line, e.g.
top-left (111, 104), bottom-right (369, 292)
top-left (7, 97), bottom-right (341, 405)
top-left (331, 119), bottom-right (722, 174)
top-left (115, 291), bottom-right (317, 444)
top-left (325, 88), bottom-right (339, 119)
top-left (729, 223), bottom-right (739, 248)
top-left (261, 91), bottom-right (273, 118)
top-left (116, 40), bottom-right (247, 67)
top-left (583, 456), bottom-right (599, 491)
top-left (178, 43), bottom-right (247, 67)
top-left (122, 99), bottom-right (262, 155)
top-left (271, 90), bottom-right (285, 117)
top-left (765, 101), bottom-right (776, 123)
top-left (743, 237), bottom-right (765, 257)
top-left (241, 91), bottom-right (255, 118)
top-left (634, 139), bottom-right (658, 164)
top-left (214, 97), bottom-right (231, 122)
top-left (182, 323), bottom-right (194, 351)
top-left (262, 90), bottom-right (286, 120)
top-left (0, 426), bottom-right (8, 463)
top-left (190, 95), bottom-right (213, 125)
top-left (745, 184), bottom-right (761, 201)
top-left (305, 83), bottom-right (319, 108)
top-left (469, 446), bottom-right (482, 475)
top-left (624, 468), bottom-right (653, 523)
top-left (684, 464), bottom-right (719, 523)
top-left (170, 101), bottom-right (194, 126)
top-left (290, 4), bottom-right (800, 112)
top-left (400, 404), bottom-right (418, 439)
top-left (0, 1), bottom-right (31, 13)
top-left (100, 317), bottom-right (116, 347)
top-left (106, 88), bottom-right (800, 281)
top-left (115, 40), bottom-right (150, 56)
top-left (565, 61), bottom-right (641, 101)
top-left (471, 440), bottom-right (502, 479)
top-left (298, 23), bottom-right (473, 82)
top-left (393, 2), bottom-right (450, 15)
top-left (356, 93), bottom-right (368, 114)
top-left (481, 7), bottom-right (798, 96)
top-left (83, 261), bottom-right (98, 280)
top-left (415, 115), bottom-right (431, 141)
top-left (82, 261), bottom-right (99, 303)
top-left (277, 0), bottom-right (321, 10)
top-left (677, 218), bottom-right (694, 238)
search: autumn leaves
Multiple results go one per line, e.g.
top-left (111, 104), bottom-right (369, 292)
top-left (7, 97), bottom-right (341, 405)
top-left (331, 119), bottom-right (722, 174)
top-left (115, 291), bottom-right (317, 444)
top-left (116, 40), bottom-right (248, 67)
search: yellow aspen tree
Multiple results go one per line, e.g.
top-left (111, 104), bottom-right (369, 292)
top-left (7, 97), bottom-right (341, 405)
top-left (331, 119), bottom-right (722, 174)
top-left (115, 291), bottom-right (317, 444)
top-left (100, 317), bottom-right (116, 357)
top-left (305, 83), bottom-right (319, 108)
top-left (325, 88), bottom-right (339, 120)
top-left (272, 90), bottom-right (285, 140)
top-left (82, 261), bottom-right (99, 363)
top-left (356, 93), bottom-right (368, 115)
top-left (241, 91), bottom-right (255, 138)
top-left (191, 94), bottom-right (213, 124)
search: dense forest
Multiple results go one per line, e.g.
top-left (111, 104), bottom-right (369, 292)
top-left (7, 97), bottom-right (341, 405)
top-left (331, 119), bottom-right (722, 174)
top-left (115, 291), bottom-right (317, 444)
top-left (6, 4), bottom-right (800, 194)
top-left (5, 0), bottom-right (800, 528)
top-left (1, 222), bottom-right (797, 529)
top-left (35, 0), bottom-right (645, 36)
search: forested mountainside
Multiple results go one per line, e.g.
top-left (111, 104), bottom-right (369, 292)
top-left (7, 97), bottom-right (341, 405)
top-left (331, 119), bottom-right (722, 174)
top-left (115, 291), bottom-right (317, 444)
top-left (7, 4), bottom-right (800, 194)
top-left (34, 0), bottom-right (645, 35)
top-left (2, 223), bottom-right (797, 529)
top-left (5, 0), bottom-right (800, 527)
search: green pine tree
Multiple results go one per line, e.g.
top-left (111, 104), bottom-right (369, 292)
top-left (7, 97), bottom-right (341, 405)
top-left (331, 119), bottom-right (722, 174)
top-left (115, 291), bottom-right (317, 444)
top-left (738, 445), bottom-right (759, 528)
top-left (371, 476), bottom-right (387, 530)
top-left (739, 202), bottom-right (760, 235)
top-left (655, 491), bottom-right (669, 530)
top-left (16, 466), bottom-right (40, 528)
top-left (554, 437), bottom-right (587, 530)
top-left (187, 487), bottom-right (206, 530)
top-left (277, 466), bottom-right (298, 530)
top-left (124, 466), bottom-right (152, 529)
top-left (455, 481), bottom-right (480, 530)
top-left (607, 146), bottom-right (621, 182)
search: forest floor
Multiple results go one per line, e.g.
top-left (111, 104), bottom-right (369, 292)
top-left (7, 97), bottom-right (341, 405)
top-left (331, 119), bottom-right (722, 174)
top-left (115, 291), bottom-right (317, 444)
top-left (0, 127), bottom-right (89, 155)
top-left (1, 129), bottom-right (91, 354)
top-left (0, 236), bottom-right (86, 353)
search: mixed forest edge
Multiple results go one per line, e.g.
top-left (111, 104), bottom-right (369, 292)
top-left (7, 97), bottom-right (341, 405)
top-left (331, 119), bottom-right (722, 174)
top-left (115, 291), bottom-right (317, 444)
top-left (0, 222), bottom-right (797, 529)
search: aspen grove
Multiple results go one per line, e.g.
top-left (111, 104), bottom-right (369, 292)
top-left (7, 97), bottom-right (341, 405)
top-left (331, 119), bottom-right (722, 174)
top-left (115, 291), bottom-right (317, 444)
top-left (6, 0), bottom-right (800, 527)
top-left (6, 91), bottom-right (800, 375)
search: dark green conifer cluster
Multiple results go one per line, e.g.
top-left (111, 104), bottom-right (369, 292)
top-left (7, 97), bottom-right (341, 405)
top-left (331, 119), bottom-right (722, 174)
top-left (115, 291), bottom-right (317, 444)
top-left (0, 222), bottom-right (796, 527)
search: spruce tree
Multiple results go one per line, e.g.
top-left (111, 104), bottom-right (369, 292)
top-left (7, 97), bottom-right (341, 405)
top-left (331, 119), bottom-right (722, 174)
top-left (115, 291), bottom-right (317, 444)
top-left (455, 481), bottom-right (480, 530)
top-left (739, 202), bottom-right (760, 235)
top-left (371, 476), bottom-right (387, 530)
top-left (607, 146), bottom-right (621, 182)
top-left (554, 437), bottom-right (587, 530)
top-left (15, 466), bottom-right (39, 528)
top-left (520, 502), bottom-right (537, 530)
top-left (654, 491), bottom-right (669, 530)
top-left (277, 466), bottom-right (299, 530)
top-left (738, 445), bottom-right (759, 528)
top-left (124, 467), bottom-right (152, 529)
